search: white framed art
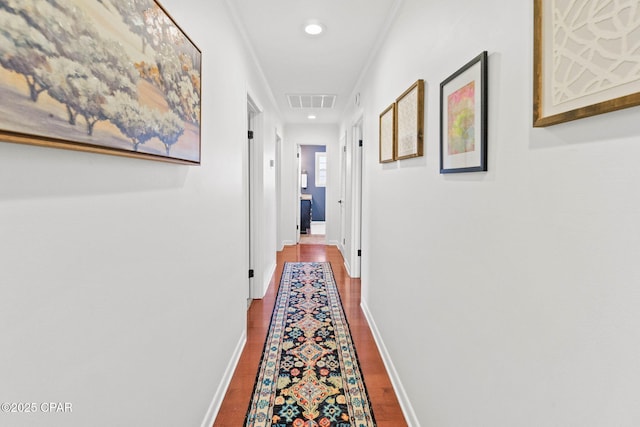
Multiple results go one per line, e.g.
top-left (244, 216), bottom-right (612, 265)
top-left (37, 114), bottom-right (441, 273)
top-left (534, 0), bottom-right (640, 127)
top-left (395, 79), bottom-right (424, 160)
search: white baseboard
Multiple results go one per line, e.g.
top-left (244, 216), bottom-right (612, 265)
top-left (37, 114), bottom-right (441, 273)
top-left (200, 331), bottom-right (247, 427)
top-left (343, 259), bottom-right (353, 277)
top-left (339, 245), bottom-right (353, 276)
top-left (360, 301), bottom-right (420, 427)
top-left (281, 240), bottom-right (296, 248)
top-left (261, 261), bottom-right (277, 298)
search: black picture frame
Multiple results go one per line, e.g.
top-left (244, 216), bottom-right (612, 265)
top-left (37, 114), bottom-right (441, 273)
top-left (440, 51), bottom-right (488, 173)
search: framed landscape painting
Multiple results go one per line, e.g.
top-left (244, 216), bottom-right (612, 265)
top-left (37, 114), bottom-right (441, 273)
top-left (534, 0), bottom-right (640, 127)
top-left (0, 0), bottom-right (201, 164)
top-left (440, 51), bottom-right (488, 173)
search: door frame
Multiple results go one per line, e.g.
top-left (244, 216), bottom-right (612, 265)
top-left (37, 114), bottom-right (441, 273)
top-left (339, 132), bottom-right (348, 254)
top-left (338, 118), bottom-right (364, 278)
top-left (247, 95), bottom-right (261, 302)
top-left (275, 133), bottom-right (283, 250)
top-left (351, 119), bottom-right (363, 278)
top-left (296, 144), bottom-right (302, 244)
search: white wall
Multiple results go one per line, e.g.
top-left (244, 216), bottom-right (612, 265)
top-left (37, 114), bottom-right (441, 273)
top-left (0, 1), bottom-right (280, 426)
top-left (281, 124), bottom-right (340, 247)
top-left (346, 0), bottom-right (640, 426)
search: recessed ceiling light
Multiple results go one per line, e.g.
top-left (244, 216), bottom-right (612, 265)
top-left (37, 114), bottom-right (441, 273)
top-left (304, 22), bottom-right (324, 36)
top-left (308, 114), bottom-right (317, 120)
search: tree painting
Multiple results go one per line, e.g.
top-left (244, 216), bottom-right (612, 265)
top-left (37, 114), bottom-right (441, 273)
top-left (447, 81), bottom-right (475, 156)
top-left (0, 0), bottom-right (201, 163)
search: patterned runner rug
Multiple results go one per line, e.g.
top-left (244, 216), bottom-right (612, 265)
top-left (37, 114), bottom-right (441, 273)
top-left (246, 262), bottom-right (376, 427)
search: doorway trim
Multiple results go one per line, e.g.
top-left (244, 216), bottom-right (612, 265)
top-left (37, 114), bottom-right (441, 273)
top-left (296, 144), bottom-right (302, 244)
top-left (247, 94), bottom-right (262, 302)
top-left (339, 131), bottom-right (348, 254)
top-left (275, 133), bottom-right (283, 251)
top-left (351, 118), bottom-right (363, 278)
top-left (338, 117), bottom-right (364, 278)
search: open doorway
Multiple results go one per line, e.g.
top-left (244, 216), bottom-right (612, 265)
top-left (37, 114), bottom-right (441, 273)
top-left (299, 144), bottom-right (326, 245)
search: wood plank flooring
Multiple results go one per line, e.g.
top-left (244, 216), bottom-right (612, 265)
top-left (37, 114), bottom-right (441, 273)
top-left (213, 244), bottom-right (407, 426)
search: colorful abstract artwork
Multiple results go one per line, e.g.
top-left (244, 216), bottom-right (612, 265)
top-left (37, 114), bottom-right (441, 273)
top-left (246, 262), bottom-right (376, 427)
top-left (440, 51), bottom-right (487, 173)
top-left (447, 81), bottom-right (475, 155)
top-left (0, 0), bottom-right (201, 164)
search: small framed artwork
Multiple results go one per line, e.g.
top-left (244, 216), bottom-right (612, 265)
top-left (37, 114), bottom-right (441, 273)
top-left (534, 0), bottom-right (640, 127)
top-left (395, 79), bottom-right (424, 160)
top-left (379, 103), bottom-right (395, 163)
top-left (440, 51), bottom-right (488, 174)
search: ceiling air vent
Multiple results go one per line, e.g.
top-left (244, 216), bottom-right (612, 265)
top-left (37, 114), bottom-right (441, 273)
top-left (287, 94), bottom-right (336, 109)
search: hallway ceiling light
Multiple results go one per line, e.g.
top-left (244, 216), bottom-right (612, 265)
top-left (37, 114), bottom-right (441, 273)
top-left (307, 114), bottom-right (317, 120)
top-left (304, 21), bottom-right (324, 36)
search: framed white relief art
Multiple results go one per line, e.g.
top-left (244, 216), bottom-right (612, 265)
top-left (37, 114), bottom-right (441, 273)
top-left (534, 0), bottom-right (640, 126)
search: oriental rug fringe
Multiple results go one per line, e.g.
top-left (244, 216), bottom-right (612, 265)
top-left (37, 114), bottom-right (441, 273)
top-left (245, 262), bottom-right (376, 427)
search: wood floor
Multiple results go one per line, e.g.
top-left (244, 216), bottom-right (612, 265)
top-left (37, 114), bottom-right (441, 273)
top-left (213, 244), bottom-right (408, 426)
top-left (298, 233), bottom-right (326, 245)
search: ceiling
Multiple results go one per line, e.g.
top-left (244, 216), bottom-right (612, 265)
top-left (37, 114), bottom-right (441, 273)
top-left (226, 0), bottom-right (402, 124)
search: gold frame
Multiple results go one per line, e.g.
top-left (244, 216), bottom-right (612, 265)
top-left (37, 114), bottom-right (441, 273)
top-left (533, 0), bottom-right (640, 127)
top-left (379, 103), bottom-right (396, 163)
top-left (395, 79), bottom-right (424, 160)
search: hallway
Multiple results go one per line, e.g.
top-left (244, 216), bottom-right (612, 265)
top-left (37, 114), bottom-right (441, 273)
top-left (3, 1), bottom-right (640, 426)
top-left (214, 245), bottom-right (407, 426)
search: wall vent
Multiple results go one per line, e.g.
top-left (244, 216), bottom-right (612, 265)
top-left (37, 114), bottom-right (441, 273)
top-left (287, 94), bottom-right (336, 109)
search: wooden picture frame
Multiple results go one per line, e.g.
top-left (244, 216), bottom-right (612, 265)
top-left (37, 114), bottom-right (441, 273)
top-left (0, 0), bottom-right (201, 164)
top-left (533, 0), bottom-right (640, 127)
top-left (395, 79), bottom-right (424, 160)
top-left (379, 103), bottom-right (396, 163)
top-left (440, 51), bottom-right (488, 174)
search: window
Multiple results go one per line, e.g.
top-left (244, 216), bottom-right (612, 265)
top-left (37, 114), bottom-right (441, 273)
top-left (315, 152), bottom-right (327, 187)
